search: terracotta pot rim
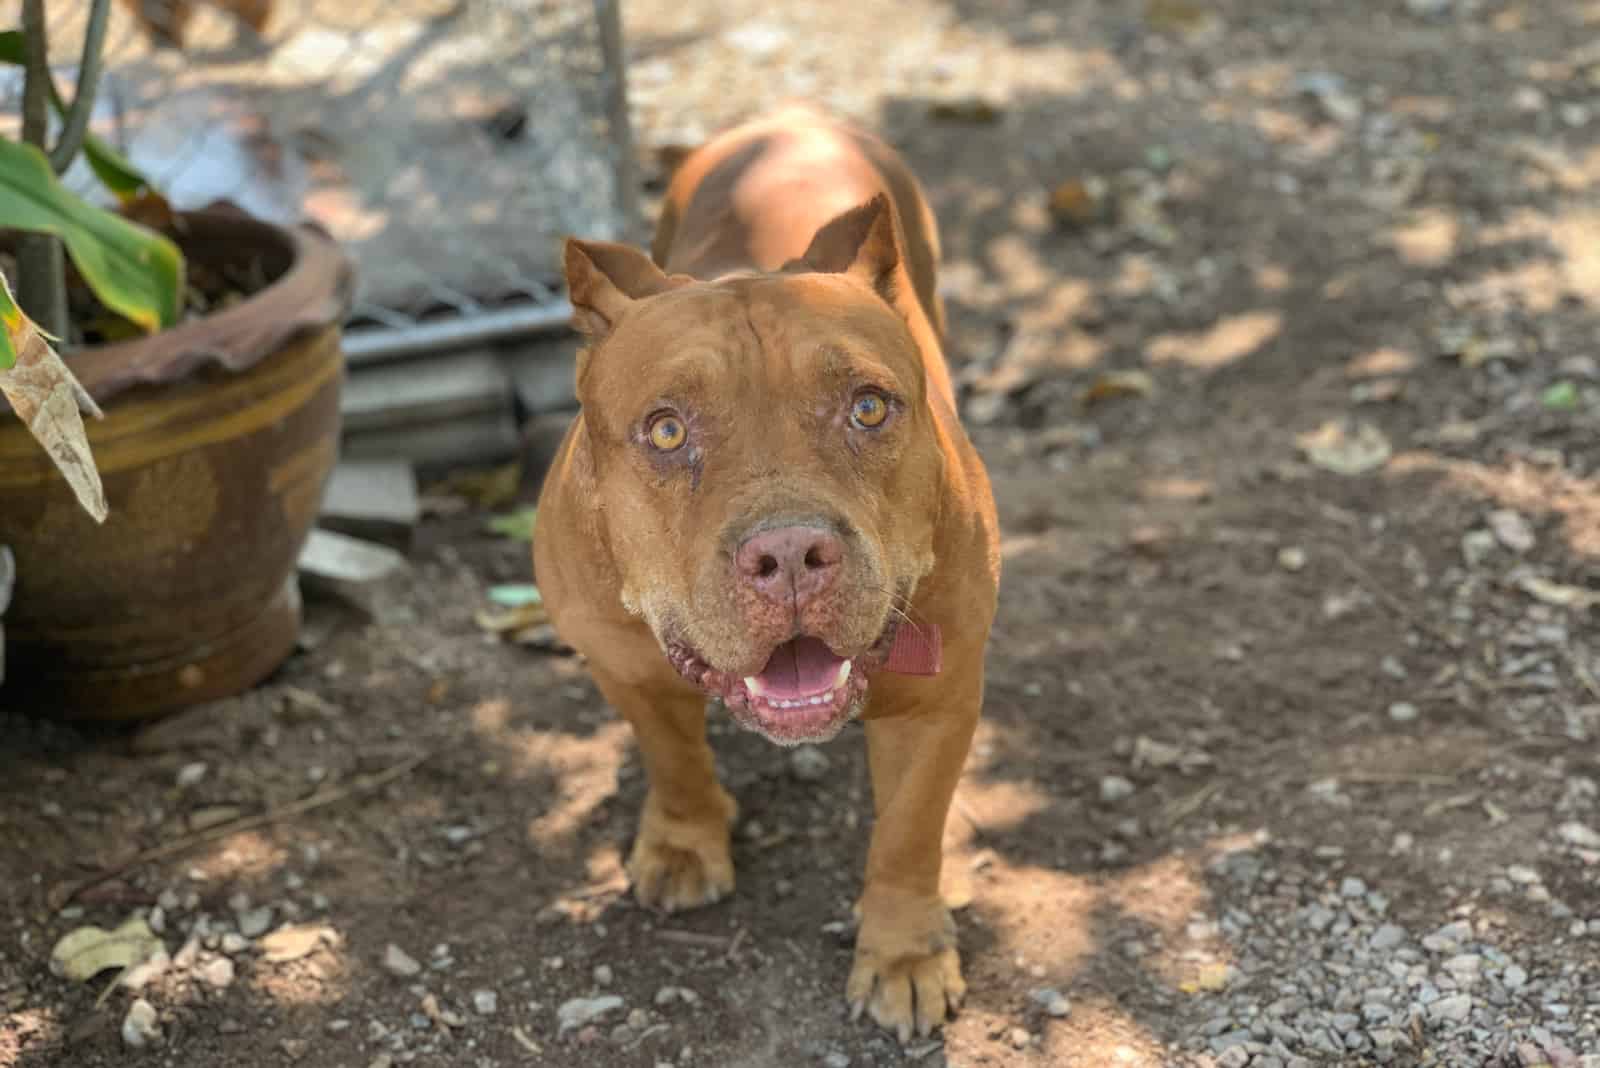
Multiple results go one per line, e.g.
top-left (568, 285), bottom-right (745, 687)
top-left (11, 208), bottom-right (356, 410)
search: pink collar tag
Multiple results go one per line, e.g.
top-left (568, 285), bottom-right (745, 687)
top-left (880, 623), bottom-right (942, 676)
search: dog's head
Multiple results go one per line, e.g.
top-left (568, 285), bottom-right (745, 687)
top-left (564, 196), bottom-right (943, 745)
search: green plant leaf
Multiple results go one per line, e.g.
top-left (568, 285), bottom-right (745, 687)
top-left (0, 30), bottom-right (155, 200)
top-left (0, 139), bottom-right (182, 332)
top-left (486, 507), bottom-right (538, 541)
top-left (0, 275), bottom-right (16, 371)
top-left (487, 583), bottom-right (542, 607)
top-left (1541, 381), bottom-right (1579, 411)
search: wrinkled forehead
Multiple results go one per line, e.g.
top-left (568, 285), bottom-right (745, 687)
top-left (581, 276), bottom-right (922, 424)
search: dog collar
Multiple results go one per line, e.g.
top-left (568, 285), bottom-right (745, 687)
top-left (880, 623), bottom-right (942, 676)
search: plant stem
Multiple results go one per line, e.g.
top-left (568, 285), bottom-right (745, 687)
top-left (49, 0), bottom-right (112, 175)
top-left (17, 0), bottom-right (69, 341)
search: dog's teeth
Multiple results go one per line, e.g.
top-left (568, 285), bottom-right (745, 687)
top-left (744, 676), bottom-right (764, 697)
top-left (835, 661), bottom-right (852, 687)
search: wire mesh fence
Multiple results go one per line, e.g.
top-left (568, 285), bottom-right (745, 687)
top-left (5, 0), bottom-right (635, 339)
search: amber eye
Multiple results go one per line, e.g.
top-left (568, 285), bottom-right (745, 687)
top-left (850, 391), bottom-right (890, 429)
top-left (647, 413), bottom-right (687, 451)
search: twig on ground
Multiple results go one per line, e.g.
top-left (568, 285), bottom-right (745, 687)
top-left (657, 928), bottom-right (730, 949)
top-left (48, 752), bottom-right (430, 909)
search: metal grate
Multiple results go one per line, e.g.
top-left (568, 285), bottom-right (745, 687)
top-left (5, 0), bottom-right (638, 362)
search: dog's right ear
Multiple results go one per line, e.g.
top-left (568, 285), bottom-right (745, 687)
top-left (564, 239), bottom-right (678, 340)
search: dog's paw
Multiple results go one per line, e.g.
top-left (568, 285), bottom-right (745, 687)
top-left (626, 788), bottom-right (737, 913)
top-left (846, 886), bottom-right (965, 1041)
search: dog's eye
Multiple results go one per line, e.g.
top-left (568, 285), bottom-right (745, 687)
top-left (647, 413), bottom-right (688, 451)
top-left (850, 390), bottom-right (890, 429)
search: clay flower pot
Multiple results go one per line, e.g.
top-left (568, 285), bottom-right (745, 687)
top-left (0, 209), bottom-right (354, 720)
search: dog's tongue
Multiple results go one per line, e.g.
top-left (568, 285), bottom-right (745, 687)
top-left (757, 637), bottom-right (845, 698)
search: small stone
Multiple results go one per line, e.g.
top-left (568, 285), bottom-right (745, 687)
top-left (1487, 509), bottom-right (1535, 553)
top-left (197, 955), bottom-right (235, 989)
top-left (1387, 702), bottom-right (1419, 723)
top-left (1558, 821), bottom-right (1600, 849)
top-left (1507, 864), bottom-right (1541, 885)
top-left (1340, 876), bottom-right (1368, 898)
top-left (1503, 964), bottom-right (1528, 988)
top-left (1371, 924), bottom-right (1407, 950)
top-left (1426, 993), bottom-right (1472, 1023)
top-left (593, 964), bottom-right (614, 987)
top-left (789, 745), bottom-right (832, 782)
top-left (383, 944), bottom-right (422, 978)
top-left (557, 995), bottom-right (625, 1035)
top-left (1099, 775), bottom-right (1135, 803)
top-left (237, 906), bottom-right (274, 939)
top-left (1218, 1048), bottom-right (1252, 1068)
top-left (1422, 920), bottom-right (1472, 952)
top-left (654, 986), bottom-right (680, 1007)
top-left (1029, 987), bottom-right (1071, 1017)
top-left (1008, 1027), bottom-right (1032, 1049)
top-left (1278, 546), bottom-right (1308, 572)
top-left (822, 1054), bottom-right (851, 1068)
top-left (176, 762), bottom-right (208, 788)
top-left (220, 932), bottom-right (249, 955)
top-left (472, 989), bottom-right (498, 1016)
top-left (1461, 530), bottom-right (1497, 568)
top-left (121, 998), bottom-right (161, 1048)
top-left (157, 889), bottom-right (181, 912)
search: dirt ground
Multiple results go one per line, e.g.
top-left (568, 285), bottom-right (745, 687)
top-left (4, 1), bottom-right (1600, 1066)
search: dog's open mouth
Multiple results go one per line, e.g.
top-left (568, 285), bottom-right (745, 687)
top-left (664, 621), bottom-right (898, 745)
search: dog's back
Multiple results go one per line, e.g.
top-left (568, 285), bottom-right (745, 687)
top-left (653, 106), bottom-right (947, 346)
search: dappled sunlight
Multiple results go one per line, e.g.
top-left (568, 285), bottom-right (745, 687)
top-left (954, 777), bottom-right (1054, 836)
top-left (461, 695), bottom-right (632, 855)
top-left (1388, 451), bottom-right (1600, 557)
top-left (1139, 477), bottom-right (1213, 503)
top-left (186, 830), bottom-right (290, 884)
top-left (1145, 311), bottom-right (1283, 370)
top-left (1253, 263), bottom-right (1292, 293)
top-left (1036, 995), bottom-right (1178, 1067)
top-left (973, 859), bottom-right (1101, 979)
top-left (1389, 208), bottom-right (1459, 268)
top-left (1345, 346), bottom-right (1418, 379)
top-left (1472, 207), bottom-right (1600, 310)
top-left (520, 725), bottom-right (631, 854)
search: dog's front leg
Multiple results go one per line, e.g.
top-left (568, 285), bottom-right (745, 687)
top-left (590, 666), bottom-right (738, 913)
top-left (849, 669), bottom-right (982, 1040)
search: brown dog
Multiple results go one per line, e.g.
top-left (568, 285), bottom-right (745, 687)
top-left (534, 105), bottom-right (999, 1040)
top-left (116, 0), bottom-right (274, 47)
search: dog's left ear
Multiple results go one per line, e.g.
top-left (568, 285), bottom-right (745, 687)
top-left (797, 193), bottom-right (900, 304)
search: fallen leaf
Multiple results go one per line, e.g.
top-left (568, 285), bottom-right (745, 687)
top-left (1295, 419), bottom-right (1392, 475)
top-left (487, 583), bottom-right (542, 608)
top-left (486, 507), bottom-right (538, 541)
top-left (1049, 177), bottom-right (1109, 228)
top-left (259, 923), bottom-right (341, 964)
top-left (430, 462), bottom-right (521, 509)
top-left (0, 272), bottom-right (107, 522)
top-left (928, 96), bottom-right (1002, 124)
top-left (1079, 370), bottom-right (1154, 407)
top-left (1514, 574), bottom-right (1600, 610)
top-left (475, 603), bottom-right (549, 634)
top-left (1179, 961), bottom-right (1233, 994)
top-left (50, 916), bottom-right (163, 982)
top-left (1146, 0), bottom-right (1211, 32)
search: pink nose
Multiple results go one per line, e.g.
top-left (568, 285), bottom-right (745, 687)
top-left (735, 525), bottom-right (845, 608)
